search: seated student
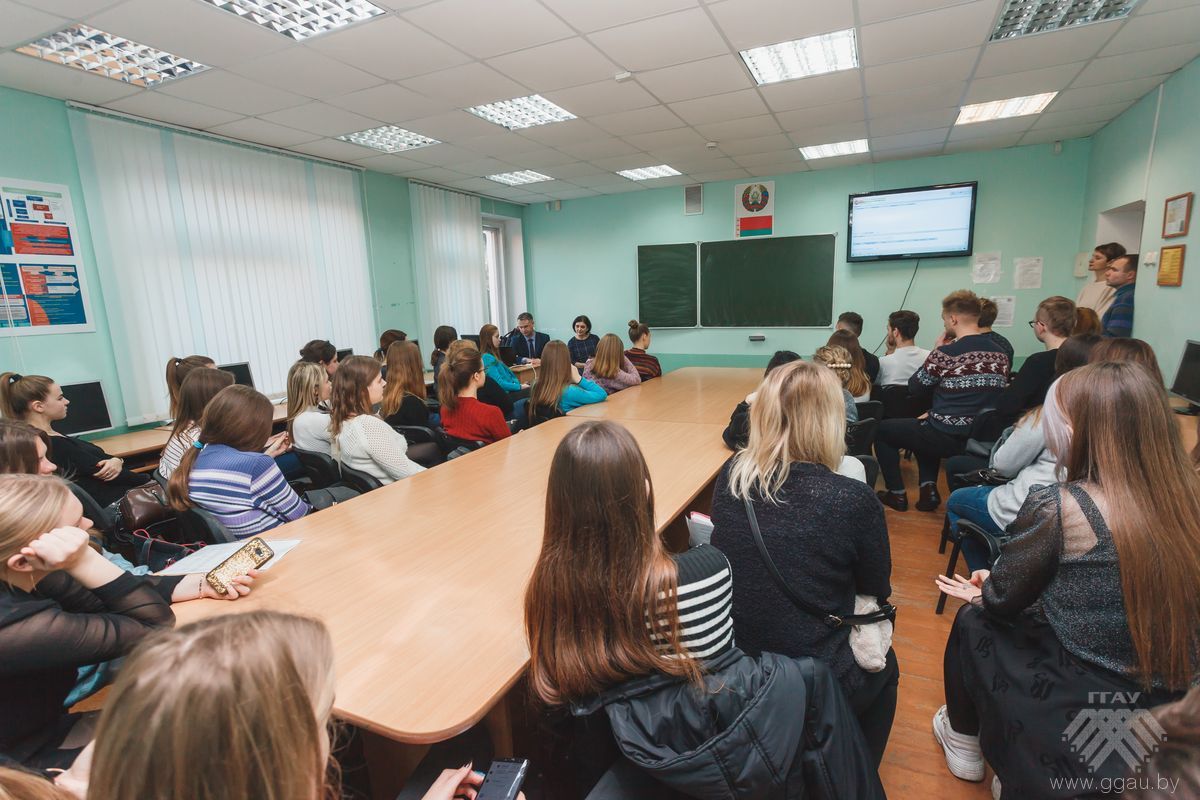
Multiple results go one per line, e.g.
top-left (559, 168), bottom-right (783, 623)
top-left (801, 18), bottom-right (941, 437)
top-left (0, 374), bottom-right (151, 508)
top-left (836, 311), bottom-right (880, 382)
top-left (75, 611), bottom-right (501, 800)
top-left (329, 356), bottom-right (425, 485)
top-left (525, 421), bottom-right (884, 799)
top-left (429, 325), bottom-right (457, 374)
top-left (1073, 305), bottom-right (1102, 336)
top-left (168, 385), bottom-right (307, 537)
top-left (826, 330), bottom-right (873, 402)
top-left (438, 344), bottom-right (511, 445)
top-left (934, 362), bottom-right (1200, 796)
top-left (1090, 336), bottom-right (1164, 383)
top-left (874, 290), bottom-right (1010, 512)
top-left (380, 341), bottom-right (432, 429)
top-left (722, 350), bottom-right (801, 450)
top-left (988, 295), bottom-right (1074, 429)
top-left (710, 359), bottom-right (894, 763)
top-left (582, 333), bottom-right (641, 394)
top-left (1076, 241), bottom-right (1125, 318)
top-left (567, 315), bottom-right (599, 366)
top-left (164, 355), bottom-right (215, 419)
top-left (624, 319), bottom-right (662, 380)
top-left (298, 340), bottom-right (340, 377)
top-left (286, 362), bottom-right (332, 455)
top-left (527, 341), bottom-right (606, 425)
top-left (876, 310), bottom-right (929, 386)
top-left (507, 312), bottom-right (549, 365)
top-left (1119, 686), bottom-right (1200, 800)
top-left (374, 328), bottom-right (406, 361)
top-left (445, 339), bottom-right (515, 421)
top-left (812, 345), bottom-right (862, 424)
top-left (976, 298), bottom-right (1015, 361)
top-left (159, 368), bottom-right (236, 479)
top-left (479, 323), bottom-right (530, 401)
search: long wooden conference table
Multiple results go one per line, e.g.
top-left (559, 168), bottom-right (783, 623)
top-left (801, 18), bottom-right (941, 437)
top-left (170, 367), bottom-right (758, 798)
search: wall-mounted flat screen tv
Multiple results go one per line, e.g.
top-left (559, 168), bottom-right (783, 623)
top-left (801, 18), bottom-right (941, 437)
top-left (847, 181), bottom-right (978, 262)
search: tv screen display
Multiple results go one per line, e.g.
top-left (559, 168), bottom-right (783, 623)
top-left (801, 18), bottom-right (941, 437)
top-left (336, 348), bottom-right (353, 362)
top-left (1170, 340), bottom-right (1200, 406)
top-left (847, 182), bottom-right (978, 262)
top-left (52, 381), bottom-right (113, 436)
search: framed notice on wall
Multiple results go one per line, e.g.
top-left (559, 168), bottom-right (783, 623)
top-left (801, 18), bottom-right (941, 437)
top-left (1158, 244), bottom-right (1185, 287)
top-left (0, 177), bottom-right (94, 335)
top-left (1162, 192), bottom-right (1193, 239)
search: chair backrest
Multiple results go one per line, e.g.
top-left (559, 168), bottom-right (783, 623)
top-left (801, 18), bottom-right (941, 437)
top-left (872, 384), bottom-right (930, 419)
top-left (854, 400), bottom-right (884, 421)
top-left (584, 758), bottom-right (689, 800)
top-left (339, 461), bottom-right (384, 493)
top-left (846, 418), bottom-right (879, 456)
top-left (853, 454), bottom-right (880, 489)
top-left (150, 468), bottom-right (169, 489)
top-left (177, 506), bottom-right (237, 544)
top-left (527, 402), bottom-right (563, 428)
top-left (293, 447), bottom-right (340, 489)
top-left (954, 519), bottom-right (1004, 567)
top-left (69, 482), bottom-right (113, 536)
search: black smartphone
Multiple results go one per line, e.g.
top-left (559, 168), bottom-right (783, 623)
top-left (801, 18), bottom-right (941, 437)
top-left (475, 758), bottom-right (528, 800)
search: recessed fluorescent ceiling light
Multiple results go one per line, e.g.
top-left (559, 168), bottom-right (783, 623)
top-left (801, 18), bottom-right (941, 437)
top-left (798, 139), bottom-right (868, 160)
top-left (16, 25), bottom-right (208, 87)
top-left (487, 171), bottom-right (553, 186)
top-left (338, 125), bottom-right (440, 153)
top-left (200, 0), bottom-right (385, 41)
top-left (956, 92), bottom-right (1057, 124)
top-left (740, 29), bottom-right (859, 85)
top-left (465, 95), bottom-right (576, 130)
top-left (617, 165), bottom-right (682, 181)
top-left (991, 0), bottom-right (1141, 40)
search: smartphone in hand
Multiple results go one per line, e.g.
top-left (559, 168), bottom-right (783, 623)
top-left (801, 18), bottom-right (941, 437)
top-left (475, 758), bottom-right (528, 800)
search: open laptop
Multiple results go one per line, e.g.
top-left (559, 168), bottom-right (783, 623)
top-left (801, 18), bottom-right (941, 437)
top-left (499, 345), bottom-right (518, 367)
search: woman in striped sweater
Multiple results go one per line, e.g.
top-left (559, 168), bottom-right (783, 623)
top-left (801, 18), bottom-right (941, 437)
top-left (168, 385), bottom-right (309, 539)
top-left (159, 367), bottom-right (235, 479)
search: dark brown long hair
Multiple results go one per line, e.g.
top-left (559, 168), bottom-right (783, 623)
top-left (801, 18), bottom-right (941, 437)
top-left (826, 330), bottom-right (871, 397)
top-left (375, 329), bottom-right (406, 360)
top-left (529, 340), bottom-right (571, 415)
top-left (478, 324), bottom-right (501, 359)
top-left (1073, 307), bottom-right (1102, 336)
top-left (437, 341), bottom-right (483, 413)
top-left (167, 385), bottom-right (274, 511)
top-left (0, 419), bottom-right (50, 474)
top-left (165, 356), bottom-right (214, 418)
top-left (1089, 337), bottom-right (1164, 385)
top-left (1050, 362), bottom-right (1200, 690)
top-left (431, 325), bottom-right (458, 368)
top-left (170, 368), bottom-right (234, 442)
top-left (380, 341), bottom-right (426, 418)
top-left (524, 421), bottom-right (701, 705)
top-left (328, 356), bottom-right (381, 438)
top-left (0, 373), bottom-right (54, 420)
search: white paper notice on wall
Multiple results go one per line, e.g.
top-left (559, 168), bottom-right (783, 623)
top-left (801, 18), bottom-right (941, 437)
top-left (1013, 257), bottom-right (1043, 289)
top-left (1073, 252), bottom-right (1090, 278)
top-left (972, 251), bottom-right (1001, 284)
top-left (987, 296), bottom-right (1016, 327)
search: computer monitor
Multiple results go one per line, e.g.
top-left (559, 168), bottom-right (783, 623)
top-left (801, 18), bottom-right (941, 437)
top-left (499, 345), bottom-right (517, 367)
top-left (218, 362), bottom-right (255, 389)
top-left (461, 334), bottom-right (480, 345)
top-left (337, 348), bottom-right (353, 362)
top-left (52, 381), bottom-right (113, 436)
top-left (1169, 340), bottom-right (1200, 414)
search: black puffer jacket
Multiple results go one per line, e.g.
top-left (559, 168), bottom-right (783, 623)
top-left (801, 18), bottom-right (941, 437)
top-left (572, 649), bottom-right (885, 800)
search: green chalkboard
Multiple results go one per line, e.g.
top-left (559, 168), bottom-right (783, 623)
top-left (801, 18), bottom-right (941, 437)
top-left (700, 235), bottom-right (835, 327)
top-left (637, 243), bottom-right (697, 328)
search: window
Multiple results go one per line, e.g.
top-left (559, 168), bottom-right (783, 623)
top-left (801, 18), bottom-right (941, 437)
top-left (483, 225), bottom-right (504, 326)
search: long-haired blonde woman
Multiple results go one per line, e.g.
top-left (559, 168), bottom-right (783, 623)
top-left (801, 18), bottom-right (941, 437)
top-left (159, 368), bottom-right (236, 479)
top-left (934, 362), bottom-right (1200, 794)
top-left (286, 361), bottom-right (333, 455)
top-left (582, 333), bottom-right (641, 394)
top-left (709, 360), bottom-right (895, 764)
top-left (527, 340), bottom-right (605, 426)
top-left (812, 345), bottom-right (861, 423)
top-left (826, 331), bottom-right (872, 401)
top-left (329, 355), bottom-right (424, 485)
top-left (164, 355), bottom-right (215, 419)
top-left (380, 341), bottom-right (431, 429)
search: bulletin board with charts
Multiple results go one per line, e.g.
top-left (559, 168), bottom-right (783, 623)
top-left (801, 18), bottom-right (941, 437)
top-left (0, 178), bottom-right (94, 335)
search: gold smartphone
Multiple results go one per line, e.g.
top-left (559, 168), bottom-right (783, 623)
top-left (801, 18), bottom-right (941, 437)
top-left (205, 537), bottom-right (274, 595)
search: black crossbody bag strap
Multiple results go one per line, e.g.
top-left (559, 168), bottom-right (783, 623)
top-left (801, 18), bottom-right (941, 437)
top-left (743, 497), bottom-right (896, 629)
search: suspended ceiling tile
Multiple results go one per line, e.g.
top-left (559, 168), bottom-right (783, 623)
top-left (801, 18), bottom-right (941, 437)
top-left (0, 50), bottom-right (142, 104)
top-left (259, 101), bottom-right (382, 137)
top-left (947, 115), bottom-right (1036, 140)
top-left (858, 1), bottom-right (999, 66)
top-left (591, 104), bottom-right (686, 136)
top-left (396, 110), bottom-right (506, 143)
top-left (289, 137), bottom-right (385, 163)
top-left (487, 37), bottom-right (619, 93)
top-left (345, 152), bottom-right (430, 174)
top-left (857, 0), bottom-right (983, 26)
top-left (403, 0), bottom-right (573, 59)
top-left (207, 116), bottom-right (320, 147)
top-left (717, 133), bottom-right (797, 156)
top-left (538, 0), bottom-right (699, 33)
top-left (1030, 101), bottom-right (1134, 130)
top-left (962, 61), bottom-right (1085, 103)
top-left (866, 82), bottom-right (965, 114)
top-left (0, 1), bottom-right (68, 48)
top-left (305, 16), bottom-right (473, 81)
top-left (690, 167), bottom-right (753, 182)
top-left (871, 144), bottom-right (946, 162)
top-left (157, 70), bottom-right (308, 116)
top-left (668, 88), bottom-right (771, 126)
top-left (556, 137), bottom-right (641, 160)
top-left (622, 126), bottom-right (705, 151)
top-left (1070, 41), bottom-right (1200, 88)
top-left (869, 127), bottom-right (949, 151)
top-left (1106, 3), bottom-right (1200, 54)
top-left (942, 132), bottom-right (1024, 153)
top-left (400, 62), bottom-right (528, 109)
top-left (1018, 123), bottom-right (1105, 145)
top-left (542, 79), bottom-right (659, 117)
top-left (1047, 76), bottom-right (1164, 111)
top-left (758, 70), bottom-right (863, 112)
top-left (788, 121), bottom-right (869, 148)
top-left (228, 47), bottom-right (382, 99)
top-left (505, 147), bottom-right (579, 168)
top-left (105, 91), bottom-right (244, 129)
top-left (693, 113), bottom-right (783, 141)
top-left (706, 0), bottom-right (855, 50)
top-left (868, 108), bottom-right (959, 137)
top-left (974, 23), bottom-right (1116, 78)
top-left (734, 148), bottom-right (805, 167)
top-left (324, 83), bottom-right (455, 125)
top-left (518, 118), bottom-right (609, 146)
top-left (588, 8), bottom-right (728, 72)
top-left (774, 99), bottom-right (866, 131)
top-left (454, 131), bottom-right (548, 157)
top-left (864, 48), bottom-right (979, 96)
top-left (806, 152), bottom-right (872, 169)
top-left (636, 55), bottom-right (752, 103)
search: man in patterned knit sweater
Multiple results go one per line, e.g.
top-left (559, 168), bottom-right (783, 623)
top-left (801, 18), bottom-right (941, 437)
top-left (873, 290), bottom-right (1010, 512)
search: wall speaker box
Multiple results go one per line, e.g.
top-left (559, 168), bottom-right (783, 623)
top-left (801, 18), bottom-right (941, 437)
top-left (685, 184), bottom-right (703, 215)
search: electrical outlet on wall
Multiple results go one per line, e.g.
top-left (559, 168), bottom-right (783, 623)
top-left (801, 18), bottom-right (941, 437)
top-left (1143, 250), bottom-right (1159, 268)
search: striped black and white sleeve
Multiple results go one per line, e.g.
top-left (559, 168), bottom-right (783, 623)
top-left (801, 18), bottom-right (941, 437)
top-left (649, 544), bottom-right (735, 661)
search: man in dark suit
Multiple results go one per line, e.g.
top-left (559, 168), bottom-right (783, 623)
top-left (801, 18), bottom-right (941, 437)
top-left (506, 312), bottom-right (549, 365)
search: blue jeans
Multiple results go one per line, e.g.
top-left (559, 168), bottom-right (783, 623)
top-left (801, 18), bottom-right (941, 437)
top-left (946, 486), bottom-right (1006, 571)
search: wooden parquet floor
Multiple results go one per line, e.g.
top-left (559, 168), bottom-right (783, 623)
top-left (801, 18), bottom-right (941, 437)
top-left (876, 461), bottom-right (993, 799)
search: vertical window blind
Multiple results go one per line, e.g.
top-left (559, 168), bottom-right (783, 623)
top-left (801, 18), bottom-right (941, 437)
top-left (409, 183), bottom-right (487, 346)
top-left (69, 110), bottom-right (375, 424)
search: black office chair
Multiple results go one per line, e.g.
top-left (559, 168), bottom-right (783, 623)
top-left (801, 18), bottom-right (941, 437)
top-left (339, 462), bottom-right (384, 494)
top-left (872, 384), bottom-right (931, 419)
top-left (177, 507), bottom-right (237, 545)
top-left (294, 447), bottom-right (341, 489)
top-left (584, 758), bottom-right (688, 800)
top-left (846, 418), bottom-right (879, 457)
top-left (854, 454), bottom-right (880, 489)
top-left (150, 468), bottom-right (169, 490)
top-left (392, 424), bottom-right (448, 467)
top-left (937, 518), bottom-right (1004, 615)
top-left (854, 400), bottom-right (884, 421)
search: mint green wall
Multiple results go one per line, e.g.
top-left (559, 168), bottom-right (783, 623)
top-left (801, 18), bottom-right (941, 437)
top-left (524, 142), bottom-right (1092, 371)
top-left (0, 87), bottom-right (127, 418)
top-left (364, 171), bottom-right (419, 339)
top-left (1081, 57), bottom-right (1200, 380)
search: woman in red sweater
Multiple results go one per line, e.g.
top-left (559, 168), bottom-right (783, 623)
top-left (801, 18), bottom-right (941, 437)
top-left (438, 343), bottom-right (512, 444)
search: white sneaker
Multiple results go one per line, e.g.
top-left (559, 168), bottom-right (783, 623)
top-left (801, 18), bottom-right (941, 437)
top-left (992, 775), bottom-right (1002, 799)
top-left (932, 705), bottom-right (985, 782)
